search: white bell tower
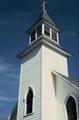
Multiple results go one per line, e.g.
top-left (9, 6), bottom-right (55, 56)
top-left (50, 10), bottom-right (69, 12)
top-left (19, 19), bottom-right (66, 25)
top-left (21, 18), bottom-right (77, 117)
top-left (17, 1), bottom-right (71, 120)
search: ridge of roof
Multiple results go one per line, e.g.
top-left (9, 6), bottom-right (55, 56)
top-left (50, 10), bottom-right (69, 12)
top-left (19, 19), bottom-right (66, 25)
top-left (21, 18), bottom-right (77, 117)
top-left (38, 11), bottom-right (56, 27)
top-left (53, 72), bottom-right (79, 88)
top-left (26, 10), bottom-right (60, 33)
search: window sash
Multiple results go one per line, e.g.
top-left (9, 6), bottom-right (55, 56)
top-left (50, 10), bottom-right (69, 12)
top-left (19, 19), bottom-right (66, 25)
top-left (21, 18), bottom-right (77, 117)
top-left (44, 25), bottom-right (50, 37)
top-left (31, 31), bottom-right (35, 42)
top-left (37, 25), bottom-right (42, 38)
top-left (52, 30), bottom-right (57, 41)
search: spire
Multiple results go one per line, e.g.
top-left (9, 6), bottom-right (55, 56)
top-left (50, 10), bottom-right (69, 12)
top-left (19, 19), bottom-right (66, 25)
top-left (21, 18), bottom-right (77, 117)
top-left (41, 0), bottom-right (47, 13)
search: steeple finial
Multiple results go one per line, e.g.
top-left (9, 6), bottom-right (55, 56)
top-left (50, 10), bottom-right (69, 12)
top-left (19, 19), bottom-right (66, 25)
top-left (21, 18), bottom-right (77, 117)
top-left (41, 0), bottom-right (47, 13)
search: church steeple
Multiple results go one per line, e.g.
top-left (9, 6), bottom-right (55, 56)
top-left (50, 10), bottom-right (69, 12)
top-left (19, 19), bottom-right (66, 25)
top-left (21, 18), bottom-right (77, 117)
top-left (26, 1), bottom-right (61, 46)
top-left (16, 2), bottom-right (71, 120)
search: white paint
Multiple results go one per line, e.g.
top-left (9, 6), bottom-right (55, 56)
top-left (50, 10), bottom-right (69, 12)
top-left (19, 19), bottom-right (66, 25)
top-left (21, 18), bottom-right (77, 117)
top-left (29, 34), bottom-right (31, 45)
top-left (57, 32), bottom-right (59, 44)
top-left (17, 47), bottom-right (42, 120)
top-left (35, 29), bottom-right (37, 40)
top-left (41, 45), bottom-right (69, 120)
top-left (17, 39), bottom-right (79, 120)
top-left (50, 28), bottom-right (52, 39)
top-left (55, 74), bottom-right (79, 120)
top-left (42, 23), bottom-right (44, 35)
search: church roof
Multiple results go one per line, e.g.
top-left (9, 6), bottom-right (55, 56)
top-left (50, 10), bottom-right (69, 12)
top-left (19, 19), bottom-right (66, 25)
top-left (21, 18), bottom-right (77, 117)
top-left (36, 11), bottom-right (56, 27)
top-left (27, 11), bottom-right (61, 33)
top-left (54, 72), bottom-right (79, 89)
top-left (9, 103), bottom-right (17, 120)
top-left (27, 1), bottom-right (61, 33)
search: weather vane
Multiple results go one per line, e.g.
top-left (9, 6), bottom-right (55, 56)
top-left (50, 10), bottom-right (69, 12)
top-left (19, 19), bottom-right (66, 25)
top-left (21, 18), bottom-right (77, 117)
top-left (41, 0), bottom-right (47, 13)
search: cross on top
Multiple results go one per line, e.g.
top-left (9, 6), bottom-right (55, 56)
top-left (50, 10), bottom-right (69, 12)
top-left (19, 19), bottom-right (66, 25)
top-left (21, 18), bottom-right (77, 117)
top-left (41, 0), bottom-right (47, 12)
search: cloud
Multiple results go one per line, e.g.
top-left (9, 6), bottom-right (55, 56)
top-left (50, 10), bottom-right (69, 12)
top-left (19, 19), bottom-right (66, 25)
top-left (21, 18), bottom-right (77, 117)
top-left (64, 30), bottom-right (78, 37)
top-left (0, 59), bottom-right (12, 73)
top-left (0, 63), bottom-right (12, 73)
top-left (8, 73), bottom-right (19, 79)
top-left (0, 12), bottom-right (32, 25)
top-left (0, 58), bottom-right (19, 77)
top-left (0, 58), bottom-right (20, 90)
top-left (70, 31), bottom-right (77, 37)
top-left (0, 58), bottom-right (19, 100)
top-left (0, 96), bottom-right (17, 102)
top-left (0, 102), bottom-right (5, 107)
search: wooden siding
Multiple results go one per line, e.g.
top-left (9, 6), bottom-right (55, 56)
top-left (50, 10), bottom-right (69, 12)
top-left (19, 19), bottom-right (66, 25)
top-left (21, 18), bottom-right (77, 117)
top-left (17, 47), bottom-right (41, 120)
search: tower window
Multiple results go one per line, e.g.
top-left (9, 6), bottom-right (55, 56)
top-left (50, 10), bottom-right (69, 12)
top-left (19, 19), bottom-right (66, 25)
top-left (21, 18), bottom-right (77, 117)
top-left (52, 30), bottom-right (57, 41)
top-left (31, 31), bottom-right (35, 42)
top-left (37, 25), bottom-right (42, 38)
top-left (26, 87), bottom-right (33, 114)
top-left (44, 25), bottom-right (50, 37)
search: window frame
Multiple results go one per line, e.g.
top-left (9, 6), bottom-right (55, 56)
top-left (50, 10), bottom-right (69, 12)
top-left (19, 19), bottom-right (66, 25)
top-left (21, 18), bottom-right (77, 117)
top-left (66, 96), bottom-right (77, 120)
top-left (26, 88), bottom-right (33, 114)
top-left (52, 29), bottom-right (57, 42)
top-left (31, 30), bottom-right (36, 42)
top-left (44, 24), bottom-right (50, 37)
top-left (23, 87), bottom-right (34, 117)
top-left (37, 24), bottom-right (42, 38)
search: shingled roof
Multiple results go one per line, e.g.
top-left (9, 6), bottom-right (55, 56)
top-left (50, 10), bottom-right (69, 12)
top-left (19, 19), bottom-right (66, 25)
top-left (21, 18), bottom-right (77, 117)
top-left (9, 103), bottom-right (17, 120)
top-left (26, 2), bottom-right (61, 33)
top-left (37, 10), bottom-right (56, 26)
top-left (54, 72), bottom-right (79, 88)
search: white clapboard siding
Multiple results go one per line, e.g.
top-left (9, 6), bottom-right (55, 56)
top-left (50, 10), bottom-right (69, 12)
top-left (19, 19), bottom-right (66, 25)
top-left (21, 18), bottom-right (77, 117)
top-left (17, 46), bottom-right (42, 120)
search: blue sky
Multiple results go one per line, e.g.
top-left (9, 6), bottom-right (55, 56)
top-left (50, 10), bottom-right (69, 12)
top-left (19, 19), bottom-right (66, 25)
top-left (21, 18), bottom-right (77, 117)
top-left (0, 0), bottom-right (79, 118)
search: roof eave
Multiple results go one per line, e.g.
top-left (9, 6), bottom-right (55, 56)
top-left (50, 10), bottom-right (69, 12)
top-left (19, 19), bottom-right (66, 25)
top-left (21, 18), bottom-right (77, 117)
top-left (51, 71), bottom-right (79, 89)
top-left (17, 36), bottom-right (71, 59)
top-left (26, 19), bottom-right (61, 34)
